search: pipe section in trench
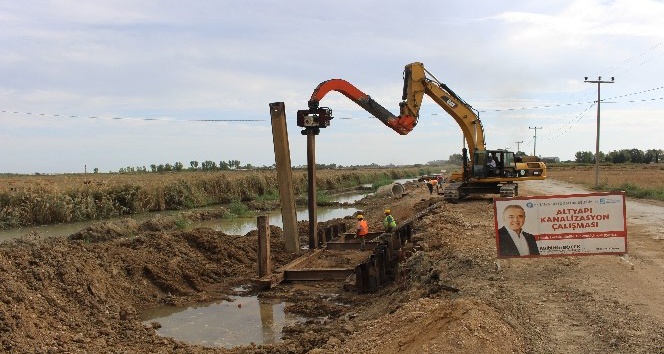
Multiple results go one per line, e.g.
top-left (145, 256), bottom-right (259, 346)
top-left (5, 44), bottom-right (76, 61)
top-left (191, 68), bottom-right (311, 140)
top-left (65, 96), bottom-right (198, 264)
top-left (374, 183), bottom-right (405, 198)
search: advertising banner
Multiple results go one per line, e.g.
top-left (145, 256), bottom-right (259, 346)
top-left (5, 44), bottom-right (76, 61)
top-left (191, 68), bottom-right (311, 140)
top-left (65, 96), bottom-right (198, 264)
top-left (493, 192), bottom-right (627, 258)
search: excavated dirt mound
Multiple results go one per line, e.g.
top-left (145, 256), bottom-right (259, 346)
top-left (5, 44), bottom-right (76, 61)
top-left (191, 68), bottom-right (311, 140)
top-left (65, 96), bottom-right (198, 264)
top-left (2, 180), bottom-right (664, 353)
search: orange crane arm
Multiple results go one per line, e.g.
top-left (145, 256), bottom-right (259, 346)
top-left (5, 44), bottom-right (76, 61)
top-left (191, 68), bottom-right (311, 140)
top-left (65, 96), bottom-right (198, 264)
top-left (303, 62), bottom-right (485, 153)
top-left (306, 79), bottom-right (416, 135)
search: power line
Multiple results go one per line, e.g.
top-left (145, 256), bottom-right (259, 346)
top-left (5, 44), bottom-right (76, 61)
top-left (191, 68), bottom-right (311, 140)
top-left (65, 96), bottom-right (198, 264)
top-left (537, 103), bottom-right (596, 143)
top-left (478, 100), bottom-right (590, 112)
top-left (478, 86), bottom-right (664, 113)
top-left (0, 110), bottom-right (266, 122)
top-left (599, 41), bottom-right (664, 77)
top-left (4, 87), bottom-right (664, 124)
top-left (604, 85), bottom-right (664, 100)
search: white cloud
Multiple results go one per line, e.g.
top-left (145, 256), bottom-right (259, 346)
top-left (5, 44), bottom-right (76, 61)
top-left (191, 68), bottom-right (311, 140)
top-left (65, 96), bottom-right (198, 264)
top-left (1, 0), bottom-right (664, 173)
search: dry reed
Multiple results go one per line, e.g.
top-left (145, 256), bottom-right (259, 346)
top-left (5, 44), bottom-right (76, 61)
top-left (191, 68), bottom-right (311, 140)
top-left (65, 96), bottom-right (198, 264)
top-left (0, 167), bottom-right (426, 228)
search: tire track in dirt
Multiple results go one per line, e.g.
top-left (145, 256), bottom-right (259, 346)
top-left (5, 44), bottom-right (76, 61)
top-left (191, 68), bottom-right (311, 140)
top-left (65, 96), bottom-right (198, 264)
top-left (518, 179), bottom-right (664, 353)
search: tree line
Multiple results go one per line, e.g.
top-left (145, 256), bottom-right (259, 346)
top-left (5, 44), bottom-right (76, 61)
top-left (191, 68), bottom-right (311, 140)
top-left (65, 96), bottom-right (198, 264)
top-left (574, 148), bottom-right (662, 164)
top-left (446, 148), bottom-right (662, 165)
top-left (114, 161), bottom-right (394, 174)
top-left (116, 160), bottom-right (249, 173)
top-left (111, 147), bottom-right (662, 174)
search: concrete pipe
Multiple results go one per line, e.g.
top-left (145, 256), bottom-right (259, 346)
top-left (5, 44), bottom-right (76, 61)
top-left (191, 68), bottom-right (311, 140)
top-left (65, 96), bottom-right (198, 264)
top-left (375, 183), bottom-right (405, 198)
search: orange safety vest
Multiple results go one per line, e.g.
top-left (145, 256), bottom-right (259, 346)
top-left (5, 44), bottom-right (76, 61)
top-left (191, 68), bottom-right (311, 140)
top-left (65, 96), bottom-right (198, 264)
top-left (356, 220), bottom-right (369, 236)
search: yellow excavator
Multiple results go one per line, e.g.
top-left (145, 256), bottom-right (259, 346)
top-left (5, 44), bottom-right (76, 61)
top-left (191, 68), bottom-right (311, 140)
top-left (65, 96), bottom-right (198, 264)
top-left (296, 62), bottom-right (546, 201)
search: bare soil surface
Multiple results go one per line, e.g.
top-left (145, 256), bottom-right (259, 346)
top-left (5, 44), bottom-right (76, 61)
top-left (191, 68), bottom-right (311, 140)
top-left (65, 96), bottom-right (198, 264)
top-left (2, 179), bottom-right (664, 353)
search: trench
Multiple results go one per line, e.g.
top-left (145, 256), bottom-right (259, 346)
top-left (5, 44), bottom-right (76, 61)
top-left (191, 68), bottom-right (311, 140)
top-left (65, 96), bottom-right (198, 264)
top-left (142, 182), bottom-right (416, 348)
top-left (0, 182), bottom-right (414, 347)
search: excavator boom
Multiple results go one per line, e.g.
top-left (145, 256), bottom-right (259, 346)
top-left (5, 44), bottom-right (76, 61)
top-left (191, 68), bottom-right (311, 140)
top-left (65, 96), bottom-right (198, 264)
top-left (305, 62), bottom-right (485, 153)
top-left (299, 62), bottom-right (546, 201)
top-left (401, 63), bottom-right (486, 154)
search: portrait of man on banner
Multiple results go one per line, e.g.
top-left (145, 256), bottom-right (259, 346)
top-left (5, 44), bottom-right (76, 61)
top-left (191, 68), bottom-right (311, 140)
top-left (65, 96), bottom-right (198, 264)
top-left (497, 204), bottom-right (540, 257)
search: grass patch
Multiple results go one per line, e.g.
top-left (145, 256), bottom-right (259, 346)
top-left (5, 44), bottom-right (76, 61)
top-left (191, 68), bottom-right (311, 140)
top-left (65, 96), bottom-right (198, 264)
top-left (174, 215), bottom-right (192, 230)
top-left (254, 188), bottom-right (280, 201)
top-left (609, 182), bottom-right (664, 201)
top-left (548, 163), bottom-right (664, 202)
top-left (228, 200), bottom-right (250, 217)
top-left (316, 191), bottom-right (333, 204)
top-left (371, 178), bottom-right (395, 191)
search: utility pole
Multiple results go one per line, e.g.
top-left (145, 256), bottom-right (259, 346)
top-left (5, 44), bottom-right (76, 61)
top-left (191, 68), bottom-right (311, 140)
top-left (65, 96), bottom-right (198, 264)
top-left (529, 127), bottom-right (542, 156)
top-left (515, 141), bottom-right (523, 153)
top-left (584, 76), bottom-right (615, 190)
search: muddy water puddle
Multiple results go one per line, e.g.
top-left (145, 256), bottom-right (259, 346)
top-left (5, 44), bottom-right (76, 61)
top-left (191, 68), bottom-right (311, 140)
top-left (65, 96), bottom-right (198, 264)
top-left (141, 295), bottom-right (305, 348)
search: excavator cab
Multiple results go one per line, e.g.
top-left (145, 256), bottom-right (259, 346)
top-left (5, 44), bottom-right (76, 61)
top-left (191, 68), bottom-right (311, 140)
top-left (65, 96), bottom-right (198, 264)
top-left (472, 150), bottom-right (518, 179)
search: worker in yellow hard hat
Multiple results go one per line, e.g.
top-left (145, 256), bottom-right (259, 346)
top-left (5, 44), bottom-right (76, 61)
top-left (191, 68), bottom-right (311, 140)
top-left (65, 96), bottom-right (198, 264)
top-left (383, 209), bottom-right (397, 232)
top-left (356, 214), bottom-right (369, 250)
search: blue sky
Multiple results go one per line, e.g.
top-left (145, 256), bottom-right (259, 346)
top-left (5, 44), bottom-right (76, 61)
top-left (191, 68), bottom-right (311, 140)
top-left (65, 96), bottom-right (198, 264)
top-left (1, 0), bottom-right (663, 173)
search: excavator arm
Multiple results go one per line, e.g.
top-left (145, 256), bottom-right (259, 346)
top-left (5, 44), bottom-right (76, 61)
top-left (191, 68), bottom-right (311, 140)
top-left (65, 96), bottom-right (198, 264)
top-left (401, 62), bottom-right (486, 153)
top-left (302, 62), bottom-right (486, 153)
top-left (299, 62), bottom-right (546, 200)
top-left (305, 79), bottom-right (416, 135)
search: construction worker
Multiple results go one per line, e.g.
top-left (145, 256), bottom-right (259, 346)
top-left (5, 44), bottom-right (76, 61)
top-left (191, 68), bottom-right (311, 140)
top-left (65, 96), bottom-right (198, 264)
top-left (487, 156), bottom-right (497, 176)
top-left (383, 209), bottom-right (397, 232)
top-left (356, 214), bottom-right (369, 250)
top-left (426, 178), bottom-right (438, 195)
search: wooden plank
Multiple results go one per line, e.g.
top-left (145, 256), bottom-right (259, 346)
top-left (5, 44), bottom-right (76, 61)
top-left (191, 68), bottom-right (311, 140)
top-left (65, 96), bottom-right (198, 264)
top-left (325, 241), bottom-right (381, 251)
top-left (257, 215), bottom-right (271, 278)
top-left (255, 248), bottom-right (326, 289)
top-left (254, 272), bottom-right (285, 289)
top-left (275, 248), bottom-right (326, 272)
top-left (341, 231), bottom-right (384, 241)
top-left (284, 268), bottom-right (355, 281)
top-left (269, 102), bottom-right (299, 253)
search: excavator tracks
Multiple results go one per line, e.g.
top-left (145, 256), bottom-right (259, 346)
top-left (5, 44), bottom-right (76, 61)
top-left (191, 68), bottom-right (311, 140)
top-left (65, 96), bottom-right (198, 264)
top-left (442, 182), bottom-right (464, 202)
top-left (499, 183), bottom-right (518, 198)
top-left (442, 182), bottom-right (519, 202)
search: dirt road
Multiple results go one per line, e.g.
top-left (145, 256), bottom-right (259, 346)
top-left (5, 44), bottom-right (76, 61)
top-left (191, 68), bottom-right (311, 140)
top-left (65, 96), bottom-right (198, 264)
top-left (1, 178), bottom-right (663, 353)
top-left (324, 179), bottom-right (664, 354)
top-left (505, 180), bottom-right (664, 353)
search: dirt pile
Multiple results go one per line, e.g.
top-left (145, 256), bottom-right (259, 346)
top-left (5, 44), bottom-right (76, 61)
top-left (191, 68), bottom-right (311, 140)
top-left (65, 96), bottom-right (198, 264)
top-left (2, 179), bottom-right (664, 353)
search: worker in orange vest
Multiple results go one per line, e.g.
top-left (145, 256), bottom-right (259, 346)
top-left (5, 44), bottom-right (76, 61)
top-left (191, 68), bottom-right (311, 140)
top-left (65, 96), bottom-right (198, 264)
top-left (426, 178), bottom-right (438, 195)
top-left (356, 214), bottom-right (369, 250)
